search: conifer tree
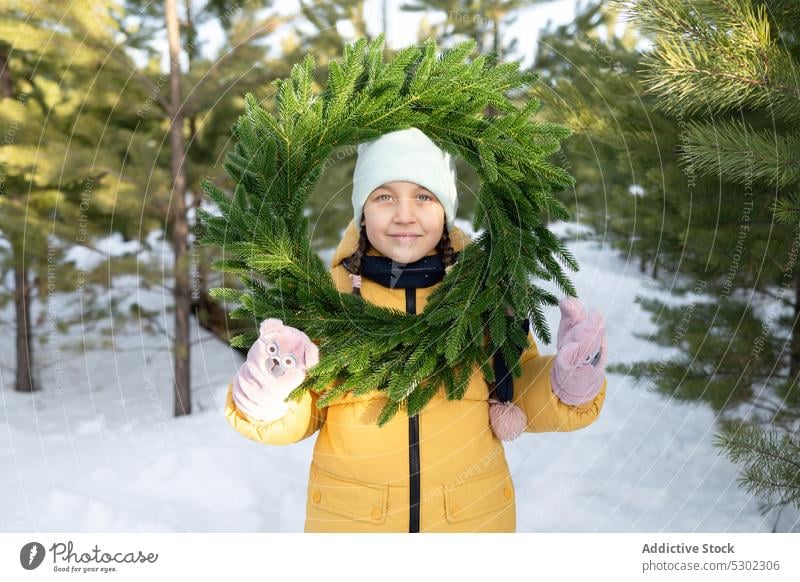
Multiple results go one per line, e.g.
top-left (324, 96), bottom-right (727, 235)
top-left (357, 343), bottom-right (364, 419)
top-left (121, 0), bottom-right (295, 413)
top-left (0, 0), bottom-right (159, 392)
top-left (400, 0), bottom-right (548, 57)
top-left (295, 0), bottom-right (370, 54)
top-left (610, 0), bottom-right (800, 515)
top-left (533, 3), bottom-right (662, 268)
top-left (530, 1), bottom-right (799, 524)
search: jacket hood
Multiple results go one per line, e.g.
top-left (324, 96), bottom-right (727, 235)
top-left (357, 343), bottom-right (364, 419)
top-left (331, 219), bottom-right (471, 269)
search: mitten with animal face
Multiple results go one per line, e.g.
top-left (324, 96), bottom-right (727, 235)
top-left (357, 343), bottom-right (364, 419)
top-left (550, 297), bottom-right (608, 406)
top-left (232, 318), bottom-right (320, 423)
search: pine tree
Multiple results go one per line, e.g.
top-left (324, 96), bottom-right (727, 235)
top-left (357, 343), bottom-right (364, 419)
top-left (530, 0), bottom-right (800, 523)
top-left (121, 0), bottom-right (296, 413)
top-left (0, 0), bottom-right (159, 392)
top-left (533, 3), bottom-right (666, 270)
top-left (399, 0), bottom-right (538, 58)
top-left (276, 0), bottom-right (377, 252)
top-left (295, 0), bottom-right (371, 55)
top-left (713, 421), bottom-right (800, 516)
top-left (613, 0), bottom-right (800, 221)
top-left (200, 35), bottom-right (578, 423)
top-left (610, 0), bottom-right (800, 515)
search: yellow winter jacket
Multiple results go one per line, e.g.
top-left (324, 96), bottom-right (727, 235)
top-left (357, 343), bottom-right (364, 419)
top-left (224, 220), bottom-right (607, 532)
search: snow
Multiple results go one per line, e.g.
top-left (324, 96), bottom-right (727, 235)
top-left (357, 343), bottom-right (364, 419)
top-left (62, 232), bottom-right (144, 271)
top-left (1, 222), bottom-right (797, 533)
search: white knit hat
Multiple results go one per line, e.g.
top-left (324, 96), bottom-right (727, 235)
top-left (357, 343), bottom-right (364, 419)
top-left (352, 127), bottom-right (459, 231)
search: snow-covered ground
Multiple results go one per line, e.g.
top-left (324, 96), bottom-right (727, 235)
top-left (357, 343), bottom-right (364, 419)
top-left (1, 221), bottom-right (797, 532)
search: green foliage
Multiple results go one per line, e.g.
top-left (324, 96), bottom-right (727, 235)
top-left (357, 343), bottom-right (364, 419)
top-left (399, 0), bottom-right (532, 58)
top-left (613, 0), bottom-right (800, 217)
top-left (613, 0), bottom-right (800, 121)
top-left (678, 119), bottom-right (800, 189)
top-left (713, 421), bottom-right (800, 511)
top-left (200, 35), bottom-right (577, 425)
top-left (539, 0), bottom-right (800, 525)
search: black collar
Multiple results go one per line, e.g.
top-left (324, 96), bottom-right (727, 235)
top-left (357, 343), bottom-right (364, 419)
top-left (344, 253), bottom-right (460, 289)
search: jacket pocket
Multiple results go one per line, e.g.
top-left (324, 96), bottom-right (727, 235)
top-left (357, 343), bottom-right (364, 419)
top-left (443, 467), bottom-right (514, 524)
top-left (309, 463), bottom-right (389, 524)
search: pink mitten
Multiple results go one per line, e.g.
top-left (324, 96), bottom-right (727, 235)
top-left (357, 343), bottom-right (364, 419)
top-left (550, 297), bottom-right (608, 406)
top-left (232, 318), bottom-right (320, 423)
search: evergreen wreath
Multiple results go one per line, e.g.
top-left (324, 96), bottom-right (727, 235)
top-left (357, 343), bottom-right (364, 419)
top-left (199, 35), bottom-right (579, 426)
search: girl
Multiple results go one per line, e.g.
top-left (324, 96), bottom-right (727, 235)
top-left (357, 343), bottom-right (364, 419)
top-left (225, 127), bottom-right (609, 532)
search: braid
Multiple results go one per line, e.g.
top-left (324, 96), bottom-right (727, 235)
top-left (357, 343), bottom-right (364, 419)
top-left (437, 224), bottom-right (457, 267)
top-left (343, 222), bottom-right (371, 296)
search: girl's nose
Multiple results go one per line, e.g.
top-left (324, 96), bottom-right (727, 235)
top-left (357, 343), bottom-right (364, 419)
top-left (393, 198), bottom-right (417, 222)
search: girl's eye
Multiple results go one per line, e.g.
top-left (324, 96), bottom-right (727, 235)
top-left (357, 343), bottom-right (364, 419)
top-left (266, 341), bottom-right (278, 354)
top-left (282, 354), bottom-right (296, 368)
top-left (375, 193), bottom-right (432, 202)
top-left (583, 349), bottom-right (600, 365)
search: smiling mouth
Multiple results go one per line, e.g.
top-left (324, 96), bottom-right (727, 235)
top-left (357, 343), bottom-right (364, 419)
top-left (390, 235), bottom-right (421, 240)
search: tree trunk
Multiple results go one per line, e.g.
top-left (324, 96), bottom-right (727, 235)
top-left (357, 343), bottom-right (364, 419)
top-left (381, 0), bottom-right (387, 39)
top-left (166, 0), bottom-right (191, 416)
top-left (191, 288), bottom-right (232, 341)
top-left (475, 5), bottom-right (485, 54)
top-left (493, 15), bottom-right (500, 56)
top-left (791, 269), bottom-right (800, 377)
top-left (0, 50), bottom-right (12, 97)
top-left (3, 49), bottom-right (35, 393)
top-left (353, 1), bottom-right (367, 39)
top-left (190, 173), bottom-right (231, 343)
top-left (13, 242), bottom-right (35, 392)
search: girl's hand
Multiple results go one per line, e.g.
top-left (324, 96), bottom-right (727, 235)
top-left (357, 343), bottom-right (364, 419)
top-left (550, 297), bottom-right (608, 406)
top-left (232, 318), bottom-right (320, 422)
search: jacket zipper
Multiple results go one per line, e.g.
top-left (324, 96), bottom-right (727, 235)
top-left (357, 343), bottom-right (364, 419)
top-left (406, 286), bottom-right (421, 533)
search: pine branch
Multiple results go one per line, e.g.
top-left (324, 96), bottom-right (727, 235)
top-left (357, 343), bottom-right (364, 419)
top-left (680, 119), bottom-right (800, 187)
top-left (772, 191), bottom-right (800, 226)
top-left (713, 421), bottom-right (800, 510)
top-left (613, 0), bottom-right (800, 122)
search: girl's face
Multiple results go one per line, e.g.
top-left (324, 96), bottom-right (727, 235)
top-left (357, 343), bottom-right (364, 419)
top-left (362, 181), bottom-right (446, 264)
